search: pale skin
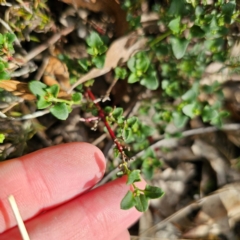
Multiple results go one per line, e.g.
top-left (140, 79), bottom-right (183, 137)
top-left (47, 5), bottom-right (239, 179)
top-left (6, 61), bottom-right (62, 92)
top-left (0, 142), bottom-right (145, 239)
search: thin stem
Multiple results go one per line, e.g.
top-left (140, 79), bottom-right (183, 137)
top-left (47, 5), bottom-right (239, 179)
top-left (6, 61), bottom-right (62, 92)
top-left (149, 30), bottom-right (172, 47)
top-left (86, 89), bottom-right (125, 155)
top-left (79, 117), bottom-right (100, 122)
top-left (49, 96), bottom-right (73, 105)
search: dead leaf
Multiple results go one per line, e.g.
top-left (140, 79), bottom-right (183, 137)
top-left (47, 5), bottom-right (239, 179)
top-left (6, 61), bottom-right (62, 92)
top-left (139, 183), bottom-right (240, 239)
top-left (43, 56), bottom-right (70, 91)
top-left (60, 0), bottom-right (129, 37)
top-left (68, 33), bottom-right (147, 93)
top-left (0, 80), bottom-right (70, 100)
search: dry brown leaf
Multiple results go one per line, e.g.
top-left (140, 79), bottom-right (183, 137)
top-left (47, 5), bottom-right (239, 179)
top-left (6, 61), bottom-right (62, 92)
top-left (60, 0), bottom-right (129, 37)
top-left (43, 56), bottom-right (70, 91)
top-left (68, 33), bottom-right (147, 93)
top-left (139, 183), bottom-right (240, 239)
top-left (0, 80), bottom-right (70, 100)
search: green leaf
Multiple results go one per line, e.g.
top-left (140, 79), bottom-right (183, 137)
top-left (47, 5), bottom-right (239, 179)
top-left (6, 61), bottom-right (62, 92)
top-left (168, 16), bottom-right (181, 34)
top-left (6, 33), bottom-right (15, 43)
top-left (170, 37), bottom-right (189, 59)
top-left (202, 106), bottom-right (218, 122)
top-left (29, 81), bottom-right (47, 96)
top-left (78, 59), bottom-right (90, 72)
top-left (86, 32), bottom-right (103, 48)
top-left (50, 103), bottom-right (69, 120)
top-left (140, 70), bottom-right (159, 90)
top-left (123, 128), bottom-right (132, 142)
top-left (135, 194), bottom-right (148, 212)
top-left (72, 92), bottom-right (82, 103)
top-left (142, 164), bottom-right (154, 180)
top-left (117, 116), bottom-right (125, 124)
top-left (219, 110), bottom-right (230, 118)
top-left (115, 67), bottom-right (128, 80)
top-left (222, 1), bottom-right (236, 23)
top-left (128, 73), bottom-right (139, 83)
top-left (182, 86), bottom-right (198, 101)
top-left (130, 119), bottom-right (139, 132)
top-left (0, 70), bottom-right (10, 80)
top-left (222, 1), bottom-right (236, 15)
top-left (210, 116), bottom-right (222, 128)
top-left (168, 0), bottom-right (185, 16)
top-left (92, 55), bottom-right (105, 68)
top-left (127, 57), bottom-right (136, 72)
top-left (0, 34), bottom-right (3, 45)
top-left (0, 62), bottom-right (4, 71)
top-left (116, 171), bottom-right (124, 177)
top-left (0, 133), bottom-right (5, 143)
top-left (172, 112), bottom-right (188, 128)
top-left (140, 124), bottom-right (154, 137)
top-left (190, 25), bottom-right (205, 38)
top-left (37, 97), bottom-right (51, 109)
top-left (46, 84), bottom-right (59, 98)
top-left (84, 79), bottom-right (95, 87)
top-left (112, 107), bottom-right (123, 119)
top-left (135, 54), bottom-right (150, 72)
top-left (144, 185), bottom-right (164, 199)
top-left (97, 45), bottom-right (108, 55)
top-left (127, 170), bottom-right (141, 185)
top-left (87, 48), bottom-right (95, 56)
top-left (161, 79), bottom-right (169, 89)
top-left (127, 117), bottom-right (138, 127)
top-left (195, 5), bottom-right (203, 16)
top-left (182, 103), bottom-right (196, 118)
top-left (104, 106), bottom-right (113, 114)
top-left (113, 148), bottom-right (120, 158)
top-left (120, 191), bottom-right (136, 210)
top-left (143, 148), bottom-right (155, 158)
top-left (126, 13), bottom-right (141, 28)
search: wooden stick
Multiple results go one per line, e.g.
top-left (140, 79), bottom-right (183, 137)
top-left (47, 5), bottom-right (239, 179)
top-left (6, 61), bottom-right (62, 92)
top-left (8, 195), bottom-right (30, 240)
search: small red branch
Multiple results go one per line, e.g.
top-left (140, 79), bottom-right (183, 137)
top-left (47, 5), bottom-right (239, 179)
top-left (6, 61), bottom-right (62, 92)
top-left (79, 117), bottom-right (99, 122)
top-left (86, 89), bottom-right (124, 154)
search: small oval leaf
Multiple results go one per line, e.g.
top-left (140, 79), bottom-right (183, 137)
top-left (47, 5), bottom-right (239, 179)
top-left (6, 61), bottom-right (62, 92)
top-left (50, 103), bottom-right (69, 120)
top-left (120, 191), bottom-right (136, 210)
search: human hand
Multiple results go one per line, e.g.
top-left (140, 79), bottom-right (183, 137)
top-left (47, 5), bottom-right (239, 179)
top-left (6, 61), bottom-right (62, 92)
top-left (0, 142), bottom-right (144, 240)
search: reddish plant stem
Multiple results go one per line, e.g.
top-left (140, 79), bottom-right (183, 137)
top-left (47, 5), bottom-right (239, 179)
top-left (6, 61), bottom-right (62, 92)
top-left (79, 117), bottom-right (99, 122)
top-left (86, 89), bottom-right (124, 154)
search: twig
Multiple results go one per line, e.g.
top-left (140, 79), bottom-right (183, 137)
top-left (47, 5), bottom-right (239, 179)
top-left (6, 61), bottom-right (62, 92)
top-left (23, 25), bottom-right (75, 64)
top-left (11, 62), bottom-right (37, 77)
top-left (91, 133), bottom-right (107, 146)
top-left (16, 0), bottom-right (32, 14)
top-left (94, 167), bottom-right (119, 187)
top-left (0, 18), bottom-right (22, 46)
top-left (86, 89), bottom-right (127, 159)
top-left (0, 1), bottom-right (12, 6)
top-left (102, 78), bottom-right (118, 102)
top-left (2, 101), bottom-right (22, 114)
top-left (34, 56), bottom-right (49, 80)
top-left (79, 116), bottom-right (100, 122)
top-left (8, 195), bottom-right (30, 240)
top-left (1, 109), bottom-right (50, 120)
top-left (181, 123), bottom-right (240, 136)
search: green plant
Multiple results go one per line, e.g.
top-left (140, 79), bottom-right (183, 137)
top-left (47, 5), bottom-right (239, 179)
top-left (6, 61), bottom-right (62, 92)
top-left (127, 52), bottom-right (159, 90)
top-left (7, 1), bottom-right (52, 41)
top-left (29, 81), bottom-right (82, 120)
top-left (120, 169), bottom-right (164, 211)
top-left (86, 31), bottom-right (108, 69)
top-left (2, 0), bottom-right (239, 213)
top-left (0, 33), bottom-right (15, 80)
top-left (0, 133), bottom-right (5, 143)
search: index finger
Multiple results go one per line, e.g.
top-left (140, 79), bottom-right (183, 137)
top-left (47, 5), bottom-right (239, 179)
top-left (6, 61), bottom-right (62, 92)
top-left (0, 142), bottom-right (106, 233)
